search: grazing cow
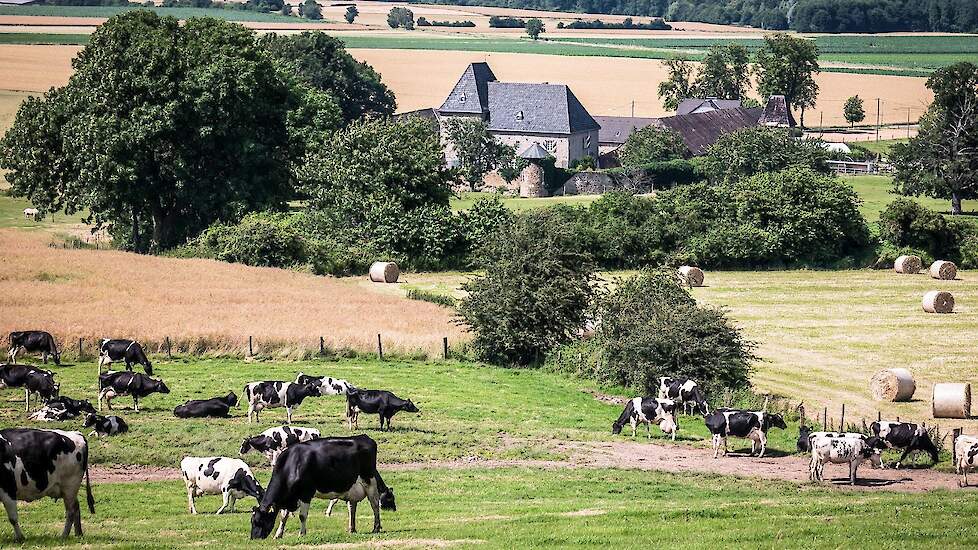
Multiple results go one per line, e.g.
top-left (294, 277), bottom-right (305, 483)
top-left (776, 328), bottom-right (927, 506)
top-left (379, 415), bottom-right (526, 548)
top-left (83, 414), bottom-right (128, 437)
top-left (657, 377), bottom-right (709, 415)
top-left (181, 456), bottom-right (263, 515)
top-left (7, 331), bottom-right (60, 365)
top-left (954, 434), bottom-right (978, 487)
top-left (346, 389), bottom-right (419, 431)
top-left (797, 428), bottom-right (866, 452)
top-left (23, 208), bottom-right (38, 221)
top-left (244, 381), bottom-right (318, 424)
top-left (809, 433), bottom-right (886, 485)
top-left (29, 397), bottom-right (95, 423)
top-left (98, 371), bottom-right (170, 411)
top-left (870, 420), bottom-right (940, 468)
top-left (0, 428), bottom-right (95, 542)
top-left (98, 339), bottom-right (153, 375)
top-left (250, 435), bottom-right (395, 539)
top-left (174, 392), bottom-right (238, 418)
top-left (240, 425), bottom-right (320, 466)
top-left (797, 425), bottom-right (813, 452)
top-left (704, 409), bottom-right (787, 459)
top-left (295, 372), bottom-right (356, 396)
top-left (0, 364), bottom-right (59, 412)
top-left (611, 397), bottom-right (678, 440)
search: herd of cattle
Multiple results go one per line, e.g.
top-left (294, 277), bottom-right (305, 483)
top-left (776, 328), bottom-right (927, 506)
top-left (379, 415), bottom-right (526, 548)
top-left (0, 331), bottom-right (975, 543)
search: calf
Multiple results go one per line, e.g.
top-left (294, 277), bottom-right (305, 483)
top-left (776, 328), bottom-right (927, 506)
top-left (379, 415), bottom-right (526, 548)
top-left (250, 435), bottom-right (395, 539)
top-left (7, 331), bottom-right (60, 366)
top-left (0, 428), bottom-right (95, 542)
top-left (98, 371), bottom-right (170, 411)
top-left (83, 413), bottom-right (129, 437)
top-left (28, 396), bottom-right (96, 423)
top-left (98, 339), bottom-right (153, 375)
top-left (0, 363), bottom-right (59, 411)
top-left (704, 409), bottom-right (787, 459)
top-left (870, 420), bottom-right (940, 468)
top-left (658, 377), bottom-right (709, 415)
top-left (244, 381), bottom-right (318, 424)
top-left (346, 389), bottom-right (419, 431)
top-left (955, 434), bottom-right (978, 487)
top-left (240, 425), bottom-right (320, 467)
top-left (181, 456), bottom-right (263, 514)
top-left (611, 397), bottom-right (678, 440)
top-left (295, 372), bottom-right (356, 396)
top-left (174, 392), bottom-right (238, 418)
top-left (809, 433), bottom-right (886, 485)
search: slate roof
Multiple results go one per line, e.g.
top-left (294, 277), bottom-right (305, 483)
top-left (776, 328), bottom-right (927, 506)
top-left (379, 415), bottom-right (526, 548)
top-left (520, 142), bottom-right (552, 159)
top-left (438, 62), bottom-right (496, 116)
top-left (758, 95), bottom-right (796, 127)
top-left (676, 98), bottom-right (743, 116)
top-left (486, 82), bottom-right (600, 135)
top-left (593, 116), bottom-right (657, 146)
top-left (653, 107), bottom-right (763, 155)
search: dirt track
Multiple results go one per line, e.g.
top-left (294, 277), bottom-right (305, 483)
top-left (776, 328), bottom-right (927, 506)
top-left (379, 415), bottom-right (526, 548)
top-left (90, 440), bottom-right (964, 493)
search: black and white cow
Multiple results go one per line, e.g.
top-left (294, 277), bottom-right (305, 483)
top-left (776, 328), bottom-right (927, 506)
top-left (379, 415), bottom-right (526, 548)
top-left (244, 381), bottom-right (318, 424)
top-left (98, 339), bottom-right (153, 375)
top-left (83, 414), bottom-right (128, 437)
top-left (346, 389), bottom-right (419, 431)
top-left (809, 432), bottom-right (886, 485)
top-left (954, 434), bottom-right (978, 487)
top-left (295, 372), bottom-right (355, 396)
top-left (250, 435), bottom-right (396, 539)
top-left (7, 331), bottom-right (60, 366)
top-left (29, 397), bottom-right (96, 423)
top-left (0, 364), bottom-right (59, 412)
top-left (181, 456), bottom-right (263, 515)
top-left (0, 428), bottom-right (95, 542)
top-left (704, 409), bottom-right (787, 459)
top-left (798, 429), bottom-right (863, 453)
top-left (98, 371), bottom-right (170, 412)
top-left (657, 377), bottom-right (709, 415)
top-left (611, 397), bottom-right (678, 440)
top-left (240, 425), bottom-right (321, 466)
top-left (870, 420), bottom-right (940, 468)
top-left (174, 392), bottom-right (238, 418)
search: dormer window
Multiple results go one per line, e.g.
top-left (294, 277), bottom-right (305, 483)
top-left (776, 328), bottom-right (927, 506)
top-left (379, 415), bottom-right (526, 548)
top-left (516, 110), bottom-right (524, 120)
top-left (459, 92), bottom-right (466, 103)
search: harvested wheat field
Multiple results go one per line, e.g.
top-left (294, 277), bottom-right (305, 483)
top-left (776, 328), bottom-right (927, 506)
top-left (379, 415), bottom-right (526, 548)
top-left (0, 44), bottom-right (79, 92)
top-left (352, 48), bottom-right (932, 125)
top-left (0, 230), bottom-right (465, 358)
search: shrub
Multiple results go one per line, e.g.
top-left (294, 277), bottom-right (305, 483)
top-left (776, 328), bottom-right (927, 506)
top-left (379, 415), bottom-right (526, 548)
top-left (457, 209), bottom-right (595, 366)
top-left (547, 269), bottom-right (754, 396)
top-left (571, 191), bottom-right (663, 268)
top-left (877, 198), bottom-right (978, 268)
top-left (406, 288), bottom-right (457, 308)
top-left (618, 126), bottom-right (687, 168)
top-left (189, 212), bottom-right (306, 268)
top-left (700, 127), bottom-right (829, 182)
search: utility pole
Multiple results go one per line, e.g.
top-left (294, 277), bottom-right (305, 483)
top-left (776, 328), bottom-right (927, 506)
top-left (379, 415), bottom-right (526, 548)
top-left (907, 107), bottom-right (912, 139)
top-left (631, 100), bottom-right (635, 117)
top-left (876, 98), bottom-right (881, 142)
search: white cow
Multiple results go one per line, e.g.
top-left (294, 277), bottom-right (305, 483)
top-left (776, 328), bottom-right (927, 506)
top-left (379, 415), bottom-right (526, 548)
top-left (180, 457), bottom-right (263, 515)
top-left (809, 433), bottom-right (885, 485)
top-left (23, 208), bottom-right (38, 221)
top-left (955, 434), bottom-right (978, 487)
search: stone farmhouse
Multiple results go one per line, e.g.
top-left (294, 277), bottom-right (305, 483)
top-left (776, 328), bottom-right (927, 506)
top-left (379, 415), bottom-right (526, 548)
top-left (436, 62), bottom-right (600, 169)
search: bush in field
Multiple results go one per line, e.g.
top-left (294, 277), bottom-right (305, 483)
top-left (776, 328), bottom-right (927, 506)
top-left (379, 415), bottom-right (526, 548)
top-left (876, 198), bottom-right (978, 268)
top-left (618, 126), bottom-right (687, 168)
top-left (457, 209), bottom-right (595, 366)
top-left (188, 212), bottom-right (306, 268)
top-left (456, 196), bottom-right (512, 267)
top-left (548, 269), bottom-right (754, 396)
top-left (700, 127), bottom-right (829, 182)
top-left (571, 191), bottom-right (663, 268)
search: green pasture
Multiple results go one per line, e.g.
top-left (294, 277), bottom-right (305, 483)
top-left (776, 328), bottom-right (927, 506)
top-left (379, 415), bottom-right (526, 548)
top-left (8, 467), bottom-right (978, 548)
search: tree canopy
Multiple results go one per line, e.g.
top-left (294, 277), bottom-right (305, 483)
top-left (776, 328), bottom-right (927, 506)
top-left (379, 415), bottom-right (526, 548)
top-left (843, 95), bottom-right (866, 127)
top-left (694, 44), bottom-right (751, 100)
top-left (754, 33), bottom-right (820, 126)
top-left (618, 126), bottom-right (688, 167)
top-left (657, 57), bottom-right (696, 111)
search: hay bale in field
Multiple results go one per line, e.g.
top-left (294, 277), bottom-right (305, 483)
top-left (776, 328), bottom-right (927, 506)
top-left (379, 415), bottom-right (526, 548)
top-left (922, 290), bottom-right (954, 313)
top-left (929, 260), bottom-right (957, 280)
top-left (933, 382), bottom-right (971, 419)
top-left (678, 266), bottom-right (705, 287)
top-left (369, 262), bottom-right (399, 284)
top-left (894, 255), bottom-right (922, 274)
top-left (870, 368), bottom-right (916, 401)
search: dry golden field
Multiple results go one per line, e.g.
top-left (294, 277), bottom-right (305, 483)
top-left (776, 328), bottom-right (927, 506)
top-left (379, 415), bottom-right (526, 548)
top-left (0, 230), bottom-right (465, 358)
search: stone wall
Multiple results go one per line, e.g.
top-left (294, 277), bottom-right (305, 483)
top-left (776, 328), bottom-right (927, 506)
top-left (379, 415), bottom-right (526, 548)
top-left (564, 168), bottom-right (656, 195)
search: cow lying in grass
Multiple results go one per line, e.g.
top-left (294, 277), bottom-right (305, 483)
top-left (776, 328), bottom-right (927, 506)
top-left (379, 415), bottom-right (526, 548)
top-left (84, 413), bottom-right (129, 437)
top-left (174, 392), bottom-right (238, 418)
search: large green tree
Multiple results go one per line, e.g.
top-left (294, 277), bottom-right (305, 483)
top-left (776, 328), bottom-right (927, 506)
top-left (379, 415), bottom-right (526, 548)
top-left (442, 118), bottom-right (506, 189)
top-left (657, 57), bottom-right (696, 111)
top-left (843, 95), bottom-right (866, 127)
top-left (261, 31), bottom-right (396, 123)
top-left (754, 33), bottom-right (820, 127)
top-left (0, 11), bottom-right (294, 252)
top-left (700, 127), bottom-right (829, 182)
top-left (694, 44), bottom-right (751, 100)
top-left (618, 126), bottom-right (687, 167)
top-left (525, 18), bottom-right (545, 39)
top-left (892, 62), bottom-right (978, 215)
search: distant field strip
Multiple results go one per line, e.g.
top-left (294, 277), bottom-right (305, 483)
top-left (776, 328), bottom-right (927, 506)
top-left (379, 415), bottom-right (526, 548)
top-left (0, 5), bottom-right (314, 22)
top-left (0, 32), bottom-right (89, 45)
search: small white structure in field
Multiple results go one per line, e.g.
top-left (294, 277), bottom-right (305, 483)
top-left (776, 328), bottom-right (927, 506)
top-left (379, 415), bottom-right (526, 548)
top-left (369, 262), bottom-right (399, 284)
top-left (894, 255), bottom-right (922, 274)
top-left (23, 208), bottom-right (38, 221)
top-left (922, 290), bottom-right (954, 313)
top-left (929, 260), bottom-right (958, 280)
top-left (933, 382), bottom-right (971, 419)
top-left (678, 266), bottom-right (704, 287)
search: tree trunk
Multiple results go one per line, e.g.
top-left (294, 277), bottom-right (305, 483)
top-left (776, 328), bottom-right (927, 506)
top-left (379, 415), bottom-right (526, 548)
top-left (151, 206), bottom-right (175, 253)
top-left (131, 210), bottom-right (140, 252)
top-left (800, 106), bottom-right (806, 129)
top-left (951, 191), bottom-right (963, 215)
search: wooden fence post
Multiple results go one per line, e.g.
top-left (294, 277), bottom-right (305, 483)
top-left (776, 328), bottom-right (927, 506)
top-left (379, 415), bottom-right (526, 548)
top-left (377, 334), bottom-right (384, 360)
top-left (878, 411), bottom-right (881, 422)
top-left (165, 336), bottom-right (172, 359)
top-left (248, 336), bottom-right (253, 357)
top-left (443, 337), bottom-right (449, 360)
top-left (840, 403), bottom-right (846, 431)
top-left (823, 406), bottom-right (828, 430)
top-left (78, 338), bottom-right (83, 360)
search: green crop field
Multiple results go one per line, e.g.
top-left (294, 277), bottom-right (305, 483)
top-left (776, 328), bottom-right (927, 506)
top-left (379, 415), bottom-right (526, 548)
top-left (0, 33), bottom-right (91, 45)
top-left (0, 5), bottom-right (318, 22)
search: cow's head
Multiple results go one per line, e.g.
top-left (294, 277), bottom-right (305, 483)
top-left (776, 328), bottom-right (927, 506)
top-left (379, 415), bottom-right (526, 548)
top-left (155, 380), bottom-right (170, 394)
top-left (52, 350), bottom-right (61, 366)
top-left (611, 421), bottom-right (624, 435)
top-left (763, 413), bottom-right (787, 432)
top-left (380, 486), bottom-right (396, 511)
top-left (226, 392), bottom-right (239, 407)
top-left (402, 400), bottom-right (419, 413)
top-left (251, 506), bottom-right (277, 539)
top-left (230, 468), bottom-right (264, 502)
top-left (862, 436), bottom-right (888, 468)
top-left (143, 360), bottom-right (153, 376)
top-left (240, 435), bottom-right (267, 455)
top-left (83, 413), bottom-right (100, 428)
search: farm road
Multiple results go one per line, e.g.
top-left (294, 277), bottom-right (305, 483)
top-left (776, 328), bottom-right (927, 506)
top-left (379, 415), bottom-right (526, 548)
top-left (90, 441), bottom-right (963, 493)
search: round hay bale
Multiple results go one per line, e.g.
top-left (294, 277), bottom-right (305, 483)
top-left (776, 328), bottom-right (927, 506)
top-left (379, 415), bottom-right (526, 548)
top-left (678, 266), bottom-right (705, 287)
top-left (929, 260), bottom-right (958, 280)
top-left (933, 382), bottom-right (971, 419)
top-left (894, 255), bottom-right (922, 274)
top-left (870, 368), bottom-right (916, 401)
top-left (922, 290), bottom-right (954, 313)
top-left (368, 262), bottom-right (399, 284)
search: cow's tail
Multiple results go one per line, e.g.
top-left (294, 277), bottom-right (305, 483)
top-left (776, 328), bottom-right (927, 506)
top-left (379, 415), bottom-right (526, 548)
top-left (83, 442), bottom-right (95, 514)
top-left (612, 400), bottom-right (634, 434)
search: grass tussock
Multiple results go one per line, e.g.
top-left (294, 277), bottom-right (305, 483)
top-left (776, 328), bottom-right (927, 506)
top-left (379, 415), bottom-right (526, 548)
top-left (0, 230), bottom-right (467, 358)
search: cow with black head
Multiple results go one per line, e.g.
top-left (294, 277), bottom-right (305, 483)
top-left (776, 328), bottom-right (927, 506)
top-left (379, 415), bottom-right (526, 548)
top-left (870, 420), bottom-right (940, 468)
top-left (240, 425), bottom-right (320, 467)
top-left (657, 377), bottom-right (709, 415)
top-left (174, 392), bottom-right (238, 418)
top-left (181, 456), bottom-right (263, 515)
top-left (29, 396), bottom-right (95, 422)
top-left (346, 389), bottom-right (419, 431)
top-left (0, 364), bottom-right (59, 412)
top-left (98, 371), bottom-right (170, 411)
top-left (7, 331), bottom-right (60, 366)
top-left (98, 339), bottom-right (153, 375)
top-left (704, 409), bottom-right (787, 458)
